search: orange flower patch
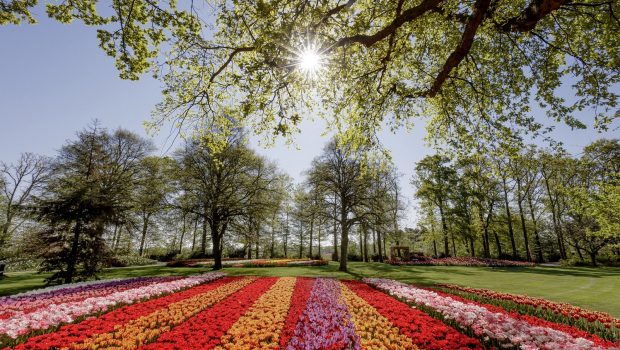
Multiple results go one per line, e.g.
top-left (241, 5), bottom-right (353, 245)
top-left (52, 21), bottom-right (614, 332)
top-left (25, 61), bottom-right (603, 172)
top-left (339, 282), bottom-right (419, 350)
top-left (69, 277), bottom-right (257, 350)
top-left (215, 277), bottom-right (296, 350)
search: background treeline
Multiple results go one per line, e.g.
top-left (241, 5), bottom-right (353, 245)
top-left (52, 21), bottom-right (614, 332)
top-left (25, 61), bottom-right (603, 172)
top-left (411, 140), bottom-right (620, 266)
top-left (0, 123), bottom-right (405, 282)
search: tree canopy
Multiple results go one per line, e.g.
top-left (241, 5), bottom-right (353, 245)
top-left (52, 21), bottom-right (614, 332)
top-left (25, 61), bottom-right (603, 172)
top-left (3, 0), bottom-right (618, 151)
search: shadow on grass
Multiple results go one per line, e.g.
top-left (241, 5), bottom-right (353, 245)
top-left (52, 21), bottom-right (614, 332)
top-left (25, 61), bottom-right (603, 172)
top-left (489, 266), bottom-right (620, 278)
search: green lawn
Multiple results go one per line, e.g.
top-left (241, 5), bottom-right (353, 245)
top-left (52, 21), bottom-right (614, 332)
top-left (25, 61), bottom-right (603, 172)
top-left (2, 262), bottom-right (619, 317)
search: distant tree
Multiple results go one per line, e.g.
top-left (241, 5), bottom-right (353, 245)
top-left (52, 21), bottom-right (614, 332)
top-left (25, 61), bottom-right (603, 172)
top-left (177, 133), bottom-right (280, 269)
top-left (34, 124), bottom-right (151, 283)
top-left (413, 155), bottom-right (457, 257)
top-left (134, 156), bottom-right (173, 256)
top-left (0, 153), bottom-right (50, 257)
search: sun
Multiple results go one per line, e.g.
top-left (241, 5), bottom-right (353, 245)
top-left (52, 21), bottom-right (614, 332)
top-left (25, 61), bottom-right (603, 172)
top-left (299, 48), bottom-right (321, 72)
top-left (294, 44), bottom-right (325, 79)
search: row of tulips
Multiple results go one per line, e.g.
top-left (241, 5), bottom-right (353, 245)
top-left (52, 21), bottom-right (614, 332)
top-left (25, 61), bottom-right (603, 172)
top-left (3, 275), bottom-right (616, 349)
top-left (0, 276), bottom-right (181, 319)
top-left (366, 278), bottom-right (620, 350)
top-left (387, 257), bottom-right (535, 267)
top-left (0, 272), bottom-right (225, 340)
top-left (437, 283), bottom-right (620, 341)
top-left (170, 258), bottom-right (328, 268)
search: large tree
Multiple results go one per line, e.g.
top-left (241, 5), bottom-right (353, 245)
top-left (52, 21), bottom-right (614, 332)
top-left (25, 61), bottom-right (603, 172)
top-left (176, 133), bottom-right (280, 269)
top-left (4, 1), bottom-right (618, 151)
top-left (0, 153), bottom-right (50, 256)
top-left (34, 125), bottom-right (152, 283)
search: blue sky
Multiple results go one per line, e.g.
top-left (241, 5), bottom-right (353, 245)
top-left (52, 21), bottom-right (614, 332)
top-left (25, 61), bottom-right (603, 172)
top-left (1, 9), bottom-right (617, 227)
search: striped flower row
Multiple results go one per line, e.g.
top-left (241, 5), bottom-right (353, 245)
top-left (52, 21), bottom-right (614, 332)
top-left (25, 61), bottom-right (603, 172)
top-left (437, 283), bottom-right (620, 340)
top-left (365, 278), bottom-right (618, 350)
top-left (5, 276), bottom-right (482, 349)
top-left (0, 272), bottom-right (225, 339)
top-left (0, 277), bottom-right (181, 319)
top-left (6, 276), bottom-right (615, 349)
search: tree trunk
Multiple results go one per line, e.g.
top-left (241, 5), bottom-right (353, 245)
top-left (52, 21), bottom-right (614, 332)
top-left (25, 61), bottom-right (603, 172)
top-left (377, 230), bottom-right (384, 262)
top-left (333, 198), bottom-right (339, 262)
top-left (502, 178), bottom-right (518, 259)
top-left (317, 223), bottom-right (322, 257)
top-left (339, 223), bottom-right (349, 272)
top-left (438, 203), bottom-right (449, 256)
top-left (178, 213), bottom-right (187, 254)
top-left (270, 215), bottom-right (276, 258)
top-left (299, 221), bottom-right (303, 258)
top-left (479, 208), bottom-right (490, 258)
top-left (363, 225), bottom-right (369, 262)
top-left (65, 219), bottom-right (82, 284)
top-left (493, 231), bottom-right (503, 257)
top-left (139, 213), bottom-right (151, 257)
top-left (516, 179), bottom-right (532, 261)
top-left (201, 215), bottom-right (208, 256)
top-left (544, 175), bottom-right (566, 260)
top-left (469, 237), bottom-right (475, 257)
top-left (527, 194), bottom-right (544, 263)
top-left (309, 215), bottom-right (314, 258)
top-left (255, 222), bottom-right (260, 259)
top-left (589, 251), bottom-right (597, 267)
top-left (191, 216), bottom-right (198, 252)
top-left (211, 220), bottom-right (223, 270)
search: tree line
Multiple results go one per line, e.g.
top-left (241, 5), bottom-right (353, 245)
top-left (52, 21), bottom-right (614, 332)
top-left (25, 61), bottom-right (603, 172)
top-left (412, 139), bottom-right (620, 266)
top-left (0, 123), bottom-right (404, 282)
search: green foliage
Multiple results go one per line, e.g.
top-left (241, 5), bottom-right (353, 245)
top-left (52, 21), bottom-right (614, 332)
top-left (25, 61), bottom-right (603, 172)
top-left (34, 123), bottom-right (153, 284)
top-left (0, 0), bottom-right (36, 24)
top-left (6, 1), bottom-right (619, 152)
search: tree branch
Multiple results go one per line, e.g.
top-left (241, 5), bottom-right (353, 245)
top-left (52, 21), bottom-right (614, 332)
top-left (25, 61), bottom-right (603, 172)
top-left (499, 0), bottom-right (569, 32)
top-left (332, 0), bottom-right (444, 48)
top-left (424, 0), bottom-right (492, 98)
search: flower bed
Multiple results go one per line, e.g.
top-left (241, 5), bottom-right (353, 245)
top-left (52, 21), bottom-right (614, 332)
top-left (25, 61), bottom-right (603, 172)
top-left (387, 257), bottom-right (535, 267)
top-left (436, 283), bottom-right (620, 341)
top-left (366, 278), bottom-right (620, 350)
top-left (167, 258), bottom-right (328, 268)
top-left (3, 275), bottom-right (617, 349)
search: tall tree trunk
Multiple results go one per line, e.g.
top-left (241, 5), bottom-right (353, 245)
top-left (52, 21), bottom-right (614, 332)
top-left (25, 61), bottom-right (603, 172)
top-left (139, 213), bottom-right (151, 257)
top-left (255, 221), bottom-right (260, 259)
top-left (317, 223), bottom-right (321, 257)
top-left (178, 213), bottom-right (187, 254)
top-left (502, 177), bottom-right (518, 259)
top-left (299, 221), bottom-right (303, 258)
top-left (438, 203), bottom-right (449, 256)
top-left (270, 215), bottom-right (276, 258)
top-left (372, 228), bottom-right (377, 255)
top-left (211, 220), bottom-right (223, 270)
top-left (201, 215), bottom-right (208, 256)
top-left (544, 178), bottom-right (565, 259)
top-left (493, 231), bottom-right (503, 257)
top-left (588, 250), bottom-right (598, 267)
top-left (65, 218), bottom-right (82, 284)
top-left (516, 179), bottom-right (532, 261)
top-left (479, 208), bottom-right (490, 258)
top-left (451, 232), bottom-right (457, 257)
top-left (527, 194), bottom-right (544, 263)
top-left (333, 196), bottom-right (339, 262)
top-left (377, 230), bottom-right (384, 262)
top-left (339, 219), bottom-right (349, 271)
top-left (469, 237), bottom-right (475, 257)
top-left (191, 216), bottom-right (198, 252)
top-left (363, 225), bottom-right (369, 262)
top-left (309, 215), bottom-right (314, 258)
top-left (284, 212), bottom-right (289, 258)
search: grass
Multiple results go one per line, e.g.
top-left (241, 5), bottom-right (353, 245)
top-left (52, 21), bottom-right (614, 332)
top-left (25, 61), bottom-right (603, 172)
top-left (2, 262), bottom-right (619, 317)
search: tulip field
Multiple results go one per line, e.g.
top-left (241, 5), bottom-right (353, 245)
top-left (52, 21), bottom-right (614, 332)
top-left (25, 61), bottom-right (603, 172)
top-left (1, 272), bottom-right (620, 349)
